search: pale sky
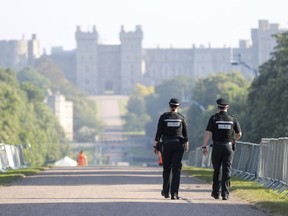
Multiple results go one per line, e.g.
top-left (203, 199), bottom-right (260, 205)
top-left (0, 0), bottom-right (287, 53)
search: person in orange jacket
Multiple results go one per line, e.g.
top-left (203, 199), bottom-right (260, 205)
top-left (77, 150), bottom-right (88, 166)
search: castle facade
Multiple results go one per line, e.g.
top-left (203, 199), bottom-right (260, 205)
top-left (0, 20), bottom-right (284, 95)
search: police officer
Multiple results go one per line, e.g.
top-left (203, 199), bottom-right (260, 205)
top-left (154, 98), bottom-right (189, 200)
top-left (202, 98), bottom-right (242, 200)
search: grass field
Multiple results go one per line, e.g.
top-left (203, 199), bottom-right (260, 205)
top-left (0, 167), bottom-right (46, 186)
top-left (183, 166), bottom-right (288, 216)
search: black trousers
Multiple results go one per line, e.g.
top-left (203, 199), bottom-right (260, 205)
top-left (162, 139), bottom-right (184, 196)
top-left (211, 142), bottom-right (233, 197)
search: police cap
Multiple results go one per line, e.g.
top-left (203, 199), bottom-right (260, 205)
top-left (169, 98), bottom-right (181, 106)
top-left (216, 98), bottom-right (229, 107)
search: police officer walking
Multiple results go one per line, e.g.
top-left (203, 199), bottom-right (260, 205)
top-left (154, 98), bottom-right (189, 200)
top-left (202, 98), bottom-right (242, 200)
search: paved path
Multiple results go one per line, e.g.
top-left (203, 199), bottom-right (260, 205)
top-left (87, 95), bottom-right (128, 141)
top-left (87, 95), bottom-right (128, 128)
top-left (0, 166), bottom-right (270, 216)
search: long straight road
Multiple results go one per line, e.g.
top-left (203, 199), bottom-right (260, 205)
top-left (0, 166), bottom-right (270, 216)
top-left (87, 95), bottom-right (128, 142)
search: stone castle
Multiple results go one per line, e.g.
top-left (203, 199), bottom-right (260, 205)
top-left (0, 20), bottom-right (285, 95)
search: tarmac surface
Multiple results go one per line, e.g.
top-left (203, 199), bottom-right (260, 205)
top-left (0, 166), bottom-right (271, 216)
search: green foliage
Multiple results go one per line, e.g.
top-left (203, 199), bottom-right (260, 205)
top-left (17, 67), bottom-right (51, 92)
top-left (244, 32), bottom-right (288, 142)
top-left (0, 167), bottom-right (45, 186)
top-left (123, 84), bottom-right (153, 132)
top-left (0, 68), bottom-right (66, 166)
top-left (193, 72), bottom-right (249, 109)
top-left (123, 113), bottom-right (151, 132)
top-left (20, 82), bottom-right (45, 102)
top-left (0, 83), bottom-right (23, 143)
top-left (144, 77), bottom-right (195, 138)
top-left (142, 74), bottom-right (248, 147)
top-left (0, 68), bottom-right (19, 88)
top-left (34, 56), bottom-right (103, 142)
top-left (186, 72), bottom-right (250, 149)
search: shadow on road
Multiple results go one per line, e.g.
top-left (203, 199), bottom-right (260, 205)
top-left (0, 201), bottom-right (269, 216)
top-left (0, 166), bottom-right (271, 216)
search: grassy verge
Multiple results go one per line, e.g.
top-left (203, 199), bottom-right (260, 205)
top-left (183, 166), bottom-right (288, 216)
top-left (0, 167), bottom-right (46, 186)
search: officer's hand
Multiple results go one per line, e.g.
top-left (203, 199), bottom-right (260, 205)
top-left (154, 146), bottom-right (158, 155)
top-left (153, 141), bottom-right (158, 154)
top-left (184, 142), bottom-right (189, 152)
top-left (202, 147), bottom-right (208, 156)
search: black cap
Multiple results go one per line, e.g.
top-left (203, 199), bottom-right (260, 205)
top-left (169, 98), bottom-right (180, 106)
top-left (216, 98), bottom-right (229, 107)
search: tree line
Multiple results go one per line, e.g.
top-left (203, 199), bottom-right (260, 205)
top-left (0, 57), bottom-right (103, 166)
top-left (123, 32), bottom-right (288, 149)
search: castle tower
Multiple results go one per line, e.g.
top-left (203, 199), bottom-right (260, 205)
top-left (251, 20), bottom-right (280, 66)
top-left (28, 34), bottom-right (41, 66)
top-left (119, 25), bottom-right (143, 94)
top-left (75, 26), bottom-right (99, 94)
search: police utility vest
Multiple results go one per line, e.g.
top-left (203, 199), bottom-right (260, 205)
top-left (162, 112), bottom-right (185, 139)
top-left (210, 112), bottom-right (236, 142)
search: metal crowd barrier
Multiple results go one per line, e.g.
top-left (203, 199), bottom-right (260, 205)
top-left (257, 138), bottom-right (288, 193)
top-left (188, 138), bottom-right (288, 195)
top-left (0, 143), bottom-right (32, 172)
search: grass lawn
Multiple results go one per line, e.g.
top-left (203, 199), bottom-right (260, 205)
top-left (183, 166), bottom-right (288, 216)
top-left (0, 167), bottom-right (46, 186)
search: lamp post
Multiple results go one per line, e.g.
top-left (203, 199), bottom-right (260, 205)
top-left (231, 54), bottom-right (259, 78)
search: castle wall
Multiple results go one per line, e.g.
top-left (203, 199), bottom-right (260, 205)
top-left (0, 35), bottom-right (40, 72)
top-left (1, 20), bottom-right (283, 95)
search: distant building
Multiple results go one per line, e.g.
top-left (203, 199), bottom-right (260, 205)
top-left (74, 25), bottom-right (143, 94)
top-left (46, 92), bottom-right (73, 141)
top-left (0, 34), bottom-right (40, 71)
top-left (0, 20), bottom-right (285, 95)
top-left (51, 20), bottom-right (285, 94)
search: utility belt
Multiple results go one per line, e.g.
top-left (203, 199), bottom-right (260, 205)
top-left (214, 141), bottom-right (232, 145)
top-left (163, 136), bottom-right (185, 144)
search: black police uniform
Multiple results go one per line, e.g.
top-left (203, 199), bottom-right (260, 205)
top-left (155, 108), bottom-right (189, 198)
top-left (206, 107), bottom-right (241, 199)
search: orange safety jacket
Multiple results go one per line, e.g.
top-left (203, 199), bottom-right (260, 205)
top-left (77, 153), bottom-right (87, 166)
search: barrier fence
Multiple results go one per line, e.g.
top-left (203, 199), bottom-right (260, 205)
top-left (0, 143), bottom-right (32, 172)
top-left (2, 137), bottom-right (288, 195)
top-left (188, 138), bottom-right (288, 194)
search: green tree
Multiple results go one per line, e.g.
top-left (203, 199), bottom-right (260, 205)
top-left (0, 68), bottom-right (66, 166)
top-left (0, 83), bottom-right (22, 143)
top-left (20, 82), bottom-right (45, 102)
top-left (186, 72), bottom-right (250, 149)
top-left (17, 67), bottom-right (51, 92)
top-left (34, 56), bottom-right (103, 142)
top-left (144, 77), bottom-right (195, 138)
top-left (244, 32), bottom-right (288, 142)
top-left (123, 84), bottom-right (153, 132)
